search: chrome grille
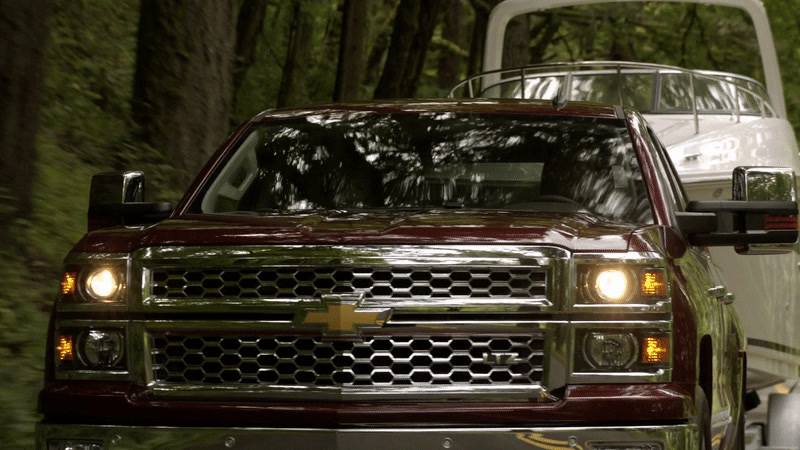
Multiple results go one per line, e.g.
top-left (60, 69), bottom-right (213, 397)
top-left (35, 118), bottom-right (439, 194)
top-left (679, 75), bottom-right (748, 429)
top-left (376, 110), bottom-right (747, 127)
top-left (150, 333), bottom-right (545, 386)
top-left (149, 266), bottom-right (546, 300)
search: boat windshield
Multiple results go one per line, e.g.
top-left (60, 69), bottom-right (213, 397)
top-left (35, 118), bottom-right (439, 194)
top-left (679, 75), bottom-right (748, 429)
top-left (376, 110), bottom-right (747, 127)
top-left (193, 112), bottom-right (652, 224)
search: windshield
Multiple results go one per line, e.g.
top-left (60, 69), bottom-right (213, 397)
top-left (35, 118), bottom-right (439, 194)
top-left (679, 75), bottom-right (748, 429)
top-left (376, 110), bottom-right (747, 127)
top-left (193, 112), bottom-right (652, 224)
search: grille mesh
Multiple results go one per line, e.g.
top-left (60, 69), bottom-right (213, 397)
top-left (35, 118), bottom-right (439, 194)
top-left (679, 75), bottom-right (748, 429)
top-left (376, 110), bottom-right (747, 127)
top-left (150, 334), bottom-right (545, 386)
top-left (149, 266), bottom-right (546, 300)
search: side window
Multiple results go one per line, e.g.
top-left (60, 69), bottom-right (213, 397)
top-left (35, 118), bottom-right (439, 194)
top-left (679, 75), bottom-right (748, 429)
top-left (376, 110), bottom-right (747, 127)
top-left (645, 127), bottom-right (688, 212)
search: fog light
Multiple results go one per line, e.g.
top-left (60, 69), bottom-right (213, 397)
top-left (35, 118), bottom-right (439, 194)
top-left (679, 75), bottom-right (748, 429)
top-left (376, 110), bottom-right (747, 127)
top-left (80, 330), bottom-right (124, 368)
top-left (48, 440), bottom-right (104, 450)
top-left (584, 332), bottom-right (637, 369)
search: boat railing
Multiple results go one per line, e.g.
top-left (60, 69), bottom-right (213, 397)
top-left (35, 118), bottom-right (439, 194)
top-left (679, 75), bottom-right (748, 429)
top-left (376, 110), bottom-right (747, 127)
top-left (449, 61), bottom-right (775, 134)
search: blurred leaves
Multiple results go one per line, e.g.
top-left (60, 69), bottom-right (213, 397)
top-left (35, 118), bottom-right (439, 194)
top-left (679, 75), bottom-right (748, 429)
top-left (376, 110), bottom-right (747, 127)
top-left (4, 0), bottom-right (800, 447)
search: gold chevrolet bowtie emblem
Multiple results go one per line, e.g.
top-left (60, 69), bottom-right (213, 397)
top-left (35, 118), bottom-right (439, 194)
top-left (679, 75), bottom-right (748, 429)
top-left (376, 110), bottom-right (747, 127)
top-left (301, 295), bottom-right (391, 336)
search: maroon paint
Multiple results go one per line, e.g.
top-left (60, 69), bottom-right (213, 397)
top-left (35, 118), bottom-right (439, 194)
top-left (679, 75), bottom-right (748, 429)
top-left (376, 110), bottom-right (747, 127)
top-left (40, 381), bottom-right (692, 427)
top-left (73, 211), bottom-right (649, 254)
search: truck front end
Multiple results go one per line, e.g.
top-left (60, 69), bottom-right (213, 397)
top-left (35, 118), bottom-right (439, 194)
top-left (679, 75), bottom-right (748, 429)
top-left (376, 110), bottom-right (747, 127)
top-left (38, 101), bottom-right (707, 449)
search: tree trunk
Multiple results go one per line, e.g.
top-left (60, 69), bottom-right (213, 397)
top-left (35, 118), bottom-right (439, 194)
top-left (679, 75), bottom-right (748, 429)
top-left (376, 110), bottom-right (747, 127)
top-left (362, 0), bottom-right (398, 89)
top-left (132, 0), bottom-right (237, 193)
top-left (233, 0), bottom-right (269, 104)
top-left (467, 0), bottom-right (500, 75)
top-left (373, 0), bottom-right (420, 98)
top-left (277, 0), bottom-right (314, 108)
top-left (0, 0), bottom-right (51, 250)
top-left (334, 0), bottom-right (369, 101)
top-left (437, 0), bottom-right (464, 90)
top-left (503, 14), bottom-right (530, 69)
top-left (373, 0), bottom-right (444, 99)
top-left (399, 0), bottom-right (444, 97)
top-left (530, 14), bottom-right (561, 63)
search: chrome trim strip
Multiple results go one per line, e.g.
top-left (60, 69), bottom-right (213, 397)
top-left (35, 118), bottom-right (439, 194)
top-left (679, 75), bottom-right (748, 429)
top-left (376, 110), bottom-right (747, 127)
top-left (133, 245), bottom-right (568, 311)
top-left (36, 423), bottom-right (698, 450)
top-left (570, 370), bottom-right (672, 384)
top-left (148, 385), bottom-right (553, 401)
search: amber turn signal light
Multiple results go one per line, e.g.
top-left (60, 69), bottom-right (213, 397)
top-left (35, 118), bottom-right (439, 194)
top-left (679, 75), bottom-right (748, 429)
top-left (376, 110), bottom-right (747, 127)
top-left (57, 335), bottom-right (74, 362)
top-left (641, 270), bottom-right (667, 297)
top-left (641, 336), bottom-right (670, 364)
top-left (60, 272), bottom-right (77, 296)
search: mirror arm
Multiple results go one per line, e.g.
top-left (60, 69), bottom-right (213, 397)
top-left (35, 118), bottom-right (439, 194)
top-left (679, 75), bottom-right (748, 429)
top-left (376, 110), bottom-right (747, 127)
top-left (675, 211), bottom-right (717, 234)
top-left (680, 200), bottom-right (798, 247)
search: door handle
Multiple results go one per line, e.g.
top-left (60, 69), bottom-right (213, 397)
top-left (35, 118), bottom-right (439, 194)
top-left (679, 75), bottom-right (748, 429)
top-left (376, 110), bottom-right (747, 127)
top-left (708, 286), bottom-right (734, 304)
top-left (723, 292), bottom-right (735, 305)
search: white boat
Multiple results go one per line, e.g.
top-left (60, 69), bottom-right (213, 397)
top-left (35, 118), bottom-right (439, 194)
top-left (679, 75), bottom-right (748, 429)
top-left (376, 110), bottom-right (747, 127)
top-left (453, 0), bottom-right (800, 384)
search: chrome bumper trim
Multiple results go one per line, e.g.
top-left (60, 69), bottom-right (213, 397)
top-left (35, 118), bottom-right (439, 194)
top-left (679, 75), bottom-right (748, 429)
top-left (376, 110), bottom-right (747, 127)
top-left (37, 423), bottom-right (697, 449)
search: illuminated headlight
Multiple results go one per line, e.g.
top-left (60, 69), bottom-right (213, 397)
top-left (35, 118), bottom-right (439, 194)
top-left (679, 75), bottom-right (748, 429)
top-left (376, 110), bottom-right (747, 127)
top-left (59, 260), bottom-right (127, 304)
top-left (580, 266), bottom-right (668, 305)
top-left (85, 268), bottom-right (120, 300)
top-left (592, 269), bottom-right (633, 303)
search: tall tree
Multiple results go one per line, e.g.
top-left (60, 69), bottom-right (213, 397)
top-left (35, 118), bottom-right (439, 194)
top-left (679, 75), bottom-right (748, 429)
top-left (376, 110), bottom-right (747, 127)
top-left (373, 0), bottom-right (445, 98)
top-left (437, 0), bottom-right (465, 90)
top-left (131, 0), bottom-right (237, 193)
top-left (0, 0), bottom-right (51, 251)
top-left (334, 0), bottom-right (369, 101)
top-left (277, 0), bottom-right (314, 107)
top-left (233, 0), bottom-right (269, 106)
top-left (362, 0), bottom-right (399, 91)
top-left (503, 14), bottom-right (530, 69)
top-left (467, 0), bottom-right (501, 76)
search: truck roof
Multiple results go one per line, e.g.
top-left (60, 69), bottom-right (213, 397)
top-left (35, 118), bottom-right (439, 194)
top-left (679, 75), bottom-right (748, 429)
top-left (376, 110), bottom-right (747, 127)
top-left (251, 99), bottom-right (622, 122)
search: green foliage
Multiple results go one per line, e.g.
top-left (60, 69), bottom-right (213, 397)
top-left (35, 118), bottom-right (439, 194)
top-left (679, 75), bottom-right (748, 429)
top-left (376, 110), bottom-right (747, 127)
top-left (764, 0), bottom-right (800, 138)
top-left (1, 0), bottom-right (141, 445)
top-left (4, 0), bottom-right (800, 446)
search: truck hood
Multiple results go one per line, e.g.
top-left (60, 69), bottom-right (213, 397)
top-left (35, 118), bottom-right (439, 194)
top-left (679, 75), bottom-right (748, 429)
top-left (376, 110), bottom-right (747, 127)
top-left (75, 210), bottom-right (645, 253)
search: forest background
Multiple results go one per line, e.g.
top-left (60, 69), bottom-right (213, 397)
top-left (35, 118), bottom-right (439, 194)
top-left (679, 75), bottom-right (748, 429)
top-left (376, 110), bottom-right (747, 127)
top-left (2, 0), bottom-right (800, 446)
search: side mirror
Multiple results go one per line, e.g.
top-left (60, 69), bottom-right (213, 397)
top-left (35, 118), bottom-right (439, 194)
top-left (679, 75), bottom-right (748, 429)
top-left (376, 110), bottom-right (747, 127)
top-left (87, 171), bottom-right (172, 232)
top-left (676, 167), bottom-right (798, 253)
top-left (733, 167), bottom-right (797, 254)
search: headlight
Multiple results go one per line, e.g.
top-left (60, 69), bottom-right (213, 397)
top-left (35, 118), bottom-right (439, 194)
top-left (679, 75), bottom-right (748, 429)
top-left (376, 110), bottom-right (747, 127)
top-left (579, 265), bottom-right (668, 305)
top-left (55, 328), bottom-right (126, 373)
top-left (574, 329), bottom-right (671, 374)
top-left (81, 329), bottom-right (125, 368)
top-left (592, 269), bottom-right (633, 303)
top-left (85, 268), bottom-right (121, 300)
top-left (583, 332), bottom-right (637, 369)
top-left (58, 254), bottom-right (128, 304)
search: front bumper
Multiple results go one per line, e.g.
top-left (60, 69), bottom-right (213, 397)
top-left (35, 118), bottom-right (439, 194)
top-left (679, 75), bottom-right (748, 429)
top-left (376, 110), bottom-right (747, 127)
top-left (36, 423), bottom-right (697, 449)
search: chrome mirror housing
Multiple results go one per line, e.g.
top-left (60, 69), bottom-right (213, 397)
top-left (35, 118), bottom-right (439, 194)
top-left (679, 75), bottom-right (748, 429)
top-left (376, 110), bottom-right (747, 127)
top-left (733, 167), bottom-right (796, 202)
top-left (733, 166), bottom-right (797, 255)
top-left (89, 171), bottom-right (146, 206)
top-left (87, 171), bottom-right (171, 232)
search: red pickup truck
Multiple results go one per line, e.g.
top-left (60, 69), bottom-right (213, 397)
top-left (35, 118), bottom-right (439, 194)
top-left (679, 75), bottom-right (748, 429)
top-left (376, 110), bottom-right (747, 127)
top-left (37, 100), bottom-right (797, 449)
